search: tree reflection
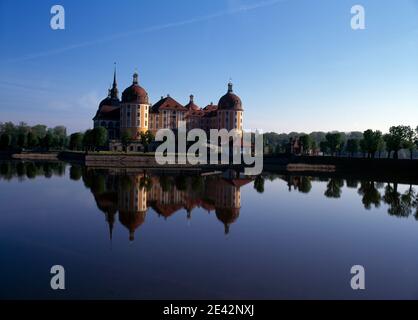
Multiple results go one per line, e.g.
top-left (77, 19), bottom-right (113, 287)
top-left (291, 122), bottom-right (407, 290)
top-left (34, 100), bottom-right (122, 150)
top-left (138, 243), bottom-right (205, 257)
top-left (324, 178), bottom-right (344, 198)
top-left (254, 176), bottom-right (265, 194)
top-left (358, 181), bottom-right (381, 209)
top-left (383, 183), bottom-right (414, 218)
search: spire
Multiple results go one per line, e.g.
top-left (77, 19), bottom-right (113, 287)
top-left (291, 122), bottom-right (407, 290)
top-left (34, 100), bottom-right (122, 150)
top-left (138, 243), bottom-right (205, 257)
top-left (113, 63), bottom-right (117, 87)
top-left (189, 94), bottom-right (194, 103)
top-left (110, 63), bottom-right (119, 99)
top-left (133, 69), bottom-right (139, 85)
top-left (228, 81), bottom-right (233, 93)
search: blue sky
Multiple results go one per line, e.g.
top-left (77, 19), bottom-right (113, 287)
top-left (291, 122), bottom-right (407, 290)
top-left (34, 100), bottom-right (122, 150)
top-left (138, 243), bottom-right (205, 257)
top-left (1, 0), bottom-right (418, 134)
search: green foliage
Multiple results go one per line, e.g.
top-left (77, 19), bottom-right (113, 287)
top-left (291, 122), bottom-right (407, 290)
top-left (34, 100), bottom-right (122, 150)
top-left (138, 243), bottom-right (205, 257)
top-left (17, 133), bottom-right (27, 149)
top-left (0, 122), bottom-right (68, 150)
top-left (0, 133), bottom-right (11, 150)
top-left (27, 132), bottom-right (39, 149)
top-left (384, 125), bottom-right (414, 159)
top-left (121, 131), bottom-right (131, 152)
top-left (83, 129), bottom-right (94, 151)
top-left (299, 135), bottom-right (312, 154)
top-left (319, 141), bottom-right (329, 155)
top-left (42, 132), bottom-right (54, 151)
top-left (139, 130), bottom-right (155, 153)
top-left (360, 129), bottom-right (382, 158)
top-left (325, 132), bottom-right (343, 155)
top-left (69, 132), bottom-right (84, 151)
top-left (92, 127), bottom-right (108, 149)
top-left (346, 139), bottom-right (359, 156)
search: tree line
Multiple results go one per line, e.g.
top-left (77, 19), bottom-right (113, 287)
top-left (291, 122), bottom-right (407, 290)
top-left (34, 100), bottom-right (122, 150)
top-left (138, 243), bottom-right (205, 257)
top-left (264, 125), bottom-right (418, 159)
top-left (0, 122), bottom-right (110, 152)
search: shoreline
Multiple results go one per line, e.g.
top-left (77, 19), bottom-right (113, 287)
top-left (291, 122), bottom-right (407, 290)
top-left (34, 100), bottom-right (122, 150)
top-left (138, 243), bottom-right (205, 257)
top-left (2, 151), bottom-right (418, 175)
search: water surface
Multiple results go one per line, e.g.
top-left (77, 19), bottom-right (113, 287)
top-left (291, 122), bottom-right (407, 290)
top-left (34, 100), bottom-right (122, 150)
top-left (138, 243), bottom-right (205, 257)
top-left (1, 161), bottom-right (418, 299)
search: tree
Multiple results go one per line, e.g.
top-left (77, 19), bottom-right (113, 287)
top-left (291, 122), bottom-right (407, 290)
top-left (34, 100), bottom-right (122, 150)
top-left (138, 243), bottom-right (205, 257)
top-left (299, 135), bottom-right (312, 155)
top-left (0, 133), bottom-right (11, 150)
top-left (254, 176), bottom-right (265, 194)
top-left (346, 139), bottom-right (359, 157)
top-left (27, 132), bottom-right (39, 149)
top-left (403, 126), bottom-right (417, 160)
top-left (121, 131), bottom-right (130, 153)
top-left (384, 125), bottom-right (410, 159)
top-left (319, 141), bottom-right (328, 155)
top-left (377, 138), bottom-right (386, 158)
top-left (42, 132), bottom-right (54, 151)
top-left (83, 129), bottom-right (94, 151)
top-left (361, 129), bottom-right (382, 158)
top-left (69, 133), bottom-right (84, 151)
top-left (17, 133), bottom-right (27, 149)
top-left (325, 133), bottom-right (343, 156)
top-left (91, 127), bottom-right (108, 150)
top-left (139, 130), bottom-right (155, 153)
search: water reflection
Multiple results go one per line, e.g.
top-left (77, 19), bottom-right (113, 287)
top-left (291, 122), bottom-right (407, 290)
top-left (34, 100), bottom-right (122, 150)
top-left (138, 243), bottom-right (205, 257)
top-left (79, 167), bottom-right (253, 239)
top-left (1, 161), bottom-right (418, 232)
top-left (267, 174), bottom-right (418, 219)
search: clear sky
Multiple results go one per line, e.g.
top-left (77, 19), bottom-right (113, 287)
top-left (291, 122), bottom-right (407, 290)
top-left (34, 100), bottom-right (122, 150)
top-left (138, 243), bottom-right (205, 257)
top-left (1, 0), bottom-right (418, 134)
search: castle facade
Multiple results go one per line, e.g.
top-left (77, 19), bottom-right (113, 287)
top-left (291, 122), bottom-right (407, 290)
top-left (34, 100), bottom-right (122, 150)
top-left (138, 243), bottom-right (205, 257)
top-left (93, 69), bottom-right (244, 151)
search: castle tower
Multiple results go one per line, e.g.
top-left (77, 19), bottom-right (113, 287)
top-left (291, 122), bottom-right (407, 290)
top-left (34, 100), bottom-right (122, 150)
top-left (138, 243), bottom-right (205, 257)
top-left (120, 71), bottom-right (150, 140)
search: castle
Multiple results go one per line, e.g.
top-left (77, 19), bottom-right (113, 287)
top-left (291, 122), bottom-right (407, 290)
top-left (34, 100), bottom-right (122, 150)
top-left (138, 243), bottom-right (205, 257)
top-left (93, 68), bottom-right (244, 151)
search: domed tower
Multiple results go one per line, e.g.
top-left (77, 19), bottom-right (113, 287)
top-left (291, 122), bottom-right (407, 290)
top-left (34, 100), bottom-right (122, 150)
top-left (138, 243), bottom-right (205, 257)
top-left (93, 66), bottom-right (121, 139)
top-left (118, 174), bottom-right (148, 241)
top-left (120, 71), bottom-right (150, 140)
top-left (217, 82), bottom-right (243, 132)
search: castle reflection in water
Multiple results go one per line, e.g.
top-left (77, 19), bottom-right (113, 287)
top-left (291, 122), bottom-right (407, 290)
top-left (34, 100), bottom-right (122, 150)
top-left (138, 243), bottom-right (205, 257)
top-left (1, 161), bottom-right (418, 242)
top-left (81, 167), bottom-right (253, 241)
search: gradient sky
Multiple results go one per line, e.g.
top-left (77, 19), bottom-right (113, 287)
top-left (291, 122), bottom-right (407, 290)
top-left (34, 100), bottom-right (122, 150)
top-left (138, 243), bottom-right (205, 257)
top-left (1, 0), bottom-right (418, 134)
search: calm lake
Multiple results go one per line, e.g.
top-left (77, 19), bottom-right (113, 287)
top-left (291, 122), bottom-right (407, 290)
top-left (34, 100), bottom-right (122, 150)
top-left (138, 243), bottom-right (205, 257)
top-left (1, 160), bottom-right (418, 299)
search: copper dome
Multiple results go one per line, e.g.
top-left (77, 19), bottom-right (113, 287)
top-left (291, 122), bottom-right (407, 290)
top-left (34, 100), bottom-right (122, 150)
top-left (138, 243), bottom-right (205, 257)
top-left (218, 82), bottom-right (243, 111)
top-left (121, 72), bottom-right (149, 104)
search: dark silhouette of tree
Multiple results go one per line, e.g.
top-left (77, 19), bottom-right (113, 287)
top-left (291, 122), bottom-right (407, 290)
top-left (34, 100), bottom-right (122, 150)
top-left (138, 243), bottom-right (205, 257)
top-left (346, 179), bottom-right (359, 189)
top-left (83, 129), bottom-right (94, 151)
top-left (17, 133), bottom-right (27, 149)
top-left (346, 139), bottom-right (359, 157)
top-left (403, 126), bottom-right (417, 160)
top-left (299, 135), bottom-right (312, 155)
top-left (25, 162), bottom-right (37, 179)
top-left (383, 183), bottom-right (412, 217)
top-left (298, 176), bottom-right (312, 193)
top-left (69, 133), bottom-right (84, 151)
top-left (319, 141), bottom-right (329, 155)
top-left (254, 175), bottom-right (265, 194)
top-left (324, 178), bottom-right (344, 198)
top-left (358, 181), bottom-right (381, 209)
top-left (361, 130), bottom-right (382, 158)
top-left (384, 126), bottom-right (410, 159)
top-left (70, 165), bottom-right (83, 181)
top-left (325, 133), bottom-right (343, 156)
top-left (0, 133), bottom-right (11, 150)
top-left (26, 132), bottom-right (39, 149)
top-left (42, 132), bottom-right (54, 151)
